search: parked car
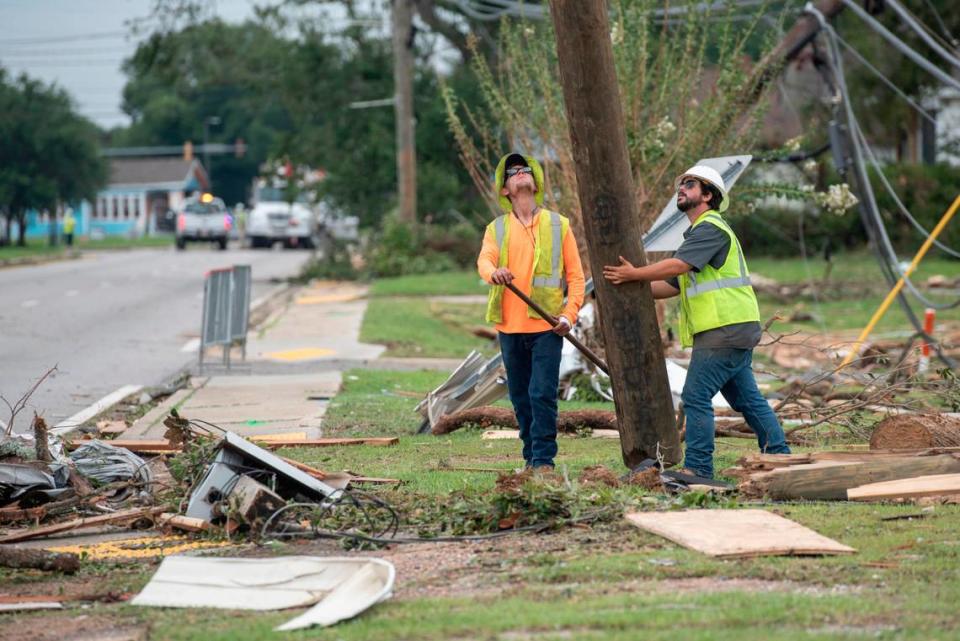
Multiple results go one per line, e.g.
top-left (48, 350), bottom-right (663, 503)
top-left (246, 183), bottom-right (322, 249)
top-left (176, 193), bottom-right (232, 250)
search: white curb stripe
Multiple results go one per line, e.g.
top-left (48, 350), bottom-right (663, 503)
top-left (52, 384), bottom-right (144, 435)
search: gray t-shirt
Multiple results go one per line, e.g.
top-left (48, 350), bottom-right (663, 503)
top-left (666, 220), bottom-right (761, 350)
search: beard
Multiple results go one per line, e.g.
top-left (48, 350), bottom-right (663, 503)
top-left (677, 195), bottom-right (699, 212)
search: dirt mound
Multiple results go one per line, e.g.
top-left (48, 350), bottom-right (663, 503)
top-left (626, 467), bottom-right (665, 492)
top-left (578, 465), bottom-right (620, 487)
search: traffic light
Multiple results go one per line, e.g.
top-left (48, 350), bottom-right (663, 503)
top-left (183, 140), bottom-right (194, 161)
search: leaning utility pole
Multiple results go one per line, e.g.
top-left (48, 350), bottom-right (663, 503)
top-left (392, 0), bottom-right (417, 223)
top-left (549, 0), bottom-right (680, 468)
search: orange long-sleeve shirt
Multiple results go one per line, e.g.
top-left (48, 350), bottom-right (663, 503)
top-left (477, 210), bottom-right (585, 334)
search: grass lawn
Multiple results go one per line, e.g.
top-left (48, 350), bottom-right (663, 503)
top-left (369, 270), bottom-right (487, 297)
top-left (120, 366), bottom-right (960, 640)
top-left (6, 261), bottom-right (960, 640)
top-left (360, 298), bottom-right (496, 358)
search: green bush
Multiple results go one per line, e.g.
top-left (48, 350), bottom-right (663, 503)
top-left (366, 212), bottom-right (480, 277)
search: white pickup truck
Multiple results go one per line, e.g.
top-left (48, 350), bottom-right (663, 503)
top-left (246, 184), bottom-right (322, 249)
top-left (175, 194), bottom-right (232, 250)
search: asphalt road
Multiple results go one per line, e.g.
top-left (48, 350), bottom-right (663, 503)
top-left (0, 245), bottom-right (310, 432)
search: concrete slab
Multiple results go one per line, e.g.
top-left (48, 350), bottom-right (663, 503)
top-left (176, 372), bottom-right (341, 437)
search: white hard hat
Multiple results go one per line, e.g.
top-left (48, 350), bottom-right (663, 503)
top-left (675, 165), bottom-right (729, 213)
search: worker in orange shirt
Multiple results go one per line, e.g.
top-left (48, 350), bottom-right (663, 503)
top-left (477, 152), bottom-right (585, 470)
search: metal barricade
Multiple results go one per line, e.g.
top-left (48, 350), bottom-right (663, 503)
top-left (199, 265), bottom-right (252, 371)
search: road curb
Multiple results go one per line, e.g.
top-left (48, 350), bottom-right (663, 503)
top-left (0, 251), bottom-right (82, 270)
top-left (51, 384), bottom-right (144, 437)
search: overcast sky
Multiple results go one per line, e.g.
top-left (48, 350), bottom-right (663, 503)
top-left (0, 0), bottom-right (340, 131)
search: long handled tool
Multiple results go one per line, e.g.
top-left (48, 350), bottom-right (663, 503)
top-left (504, 282), bottom-right (610, 375)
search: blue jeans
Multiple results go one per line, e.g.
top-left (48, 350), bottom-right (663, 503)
top-left (681, 347), bottom-right (790, 478)
top-left (499, 331), bottom-right (563, 468)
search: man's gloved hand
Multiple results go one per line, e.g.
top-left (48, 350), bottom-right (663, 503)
top-left (553, 316), bottom-right (572, 336)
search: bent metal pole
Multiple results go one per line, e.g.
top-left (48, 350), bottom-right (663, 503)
top-left (504, 282), bottom-right (610, 376)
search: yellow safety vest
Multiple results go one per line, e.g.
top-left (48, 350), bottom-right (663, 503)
top-left (485, 210), bottom-right (569, 324)
top-left (678, 211), bottom-right (760, 348)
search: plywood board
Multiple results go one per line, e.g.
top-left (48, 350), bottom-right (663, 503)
top-left (847, 473), bottom-right (960, 501)
top-left (624, 509), bottom-right (856, 558)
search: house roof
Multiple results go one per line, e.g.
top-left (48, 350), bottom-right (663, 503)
top-left (109, 157), bottom-right (207, 188)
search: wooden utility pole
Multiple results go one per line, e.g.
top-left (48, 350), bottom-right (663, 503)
top-left (392, 0), bottom-right (417, 223)
top-left (549, 0), bottom-right (680, 468)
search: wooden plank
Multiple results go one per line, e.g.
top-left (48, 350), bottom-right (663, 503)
top-left (255, 437), bottom-right (399, 448)
top-left (848, 473), bottom-right (960, 501)
top-left (0, 507), bottom-right (164, 544)
top-left (67, 439), bottom-right (180, 453)
top-left (157, 513), bottom-right (213, 533)
top-left (625, 509), bottom-right (856, 558)
top-left (247, 431), bottom-right (308, 442)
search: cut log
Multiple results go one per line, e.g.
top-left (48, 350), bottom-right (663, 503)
top-left (847, 473), bottom-right (960, 501)
top-left (870, 414), bottom-right (960, 450)
top-left (0, 546), bottom-right (80, 573)
top-left (0, 506), bottom-right (164, 544)
top-left (432, 406), bottom-right (619, 435)
top-left (432, 406), bottom-right (518, 434)
top-left (748, 454), bottom-right (960, 500)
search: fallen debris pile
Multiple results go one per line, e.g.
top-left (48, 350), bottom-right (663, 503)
top-left (730, 449), bottom-right (960, 501)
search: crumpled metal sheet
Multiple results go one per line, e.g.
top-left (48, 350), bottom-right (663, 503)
top-left (132, 556), bottom-right (395, 631)
top-left (70, 440), bottom-right (152, 501)
top-left (0, 462), bottom-right (71, 505)
top-left (415, 350), bottom-right (507, 431)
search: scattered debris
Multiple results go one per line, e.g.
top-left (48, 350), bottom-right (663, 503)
top-left (185, 431), bottom-right (339, 522)
top-left (132, 556), bottom-right (396, 631)
top-left (70, 440), bottom-right (152, 503)
top-left (415, 350), bottom-right (507, 434)
top-left (870, 414), bottom-right (960, 450)
top-left (625, 509), bottom-right (856, 558)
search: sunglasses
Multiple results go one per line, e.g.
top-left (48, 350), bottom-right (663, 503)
top-left (505, 166), bottom-right (533, 178)
top-left (677, 179), bottom-right (701, 192)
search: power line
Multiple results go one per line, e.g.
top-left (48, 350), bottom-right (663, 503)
top-left (839, 0), bottom-right (960, 92)
top-left (0, 30), bottom-right (129, 46)
top-left (0, 46), bottom-right (136, 57)
top-left (833, 31), bottom-right (936, 125)
top-left (883, 0), bottom-right (960, 72)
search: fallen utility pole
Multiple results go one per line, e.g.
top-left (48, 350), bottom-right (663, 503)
top-left (548, 0), bottom-right (680, 468)
top-left (504, 282), bottom-right (609, 375)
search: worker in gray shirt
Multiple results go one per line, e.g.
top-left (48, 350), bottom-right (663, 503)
top-left (602, 165), bottom-right (789, 478)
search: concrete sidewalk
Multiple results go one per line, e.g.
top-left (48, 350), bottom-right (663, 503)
top-left (123, 280), bottom-right (469, 441)
top-left (247, 281), bottom-right (385, 364)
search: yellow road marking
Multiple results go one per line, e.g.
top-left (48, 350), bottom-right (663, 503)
top-left (295, 293), bottom-right (360, 305)
top-left (47, 535), bottom-right (229, 560)
top-left (264, 347), bottom-right (336, 361)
